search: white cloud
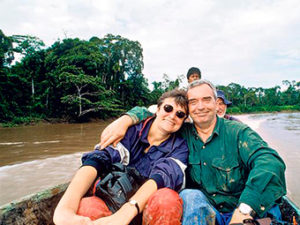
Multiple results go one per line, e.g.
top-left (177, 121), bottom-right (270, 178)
top-left (1, 0), bottom-right (299, 88)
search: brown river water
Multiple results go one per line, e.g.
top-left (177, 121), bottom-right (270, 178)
top-left (0, 113), bottom-right (299, 207)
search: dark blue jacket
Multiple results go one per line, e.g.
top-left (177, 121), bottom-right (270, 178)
top-left (82, 117), bottom-right (188, 191)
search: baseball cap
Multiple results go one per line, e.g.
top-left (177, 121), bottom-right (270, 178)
top-left (217, 90), bottom-right (232, 106)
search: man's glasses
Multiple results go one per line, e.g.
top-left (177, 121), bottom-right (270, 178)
top-left (163, 104), bottom-right (186, 119)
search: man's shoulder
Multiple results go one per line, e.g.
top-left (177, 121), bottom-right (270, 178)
top-left (224, 114), bottom-right (242, 122)
top-left (223, 117), bottom-right (247, 127)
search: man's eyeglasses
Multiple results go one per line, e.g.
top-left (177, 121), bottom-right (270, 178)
top-left (163, 104), bottom-right (186, 119)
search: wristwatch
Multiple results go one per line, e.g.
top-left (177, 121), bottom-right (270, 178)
top-left (238, 203), bottom-right (256, 218)
top-left (129, 199), bottom-right (140, 214)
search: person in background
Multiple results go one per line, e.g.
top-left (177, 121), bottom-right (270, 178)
top-left (148, 66), bottom-right (202, 114)
top-left (99, 79), bottom-right (286, 225)
top-left (216, 90), bottom-right (241, 122)
top-left (53, 89), bottom-right (189, 225)
top-left (183, 66), bottom-right (202, 122)
top-left (186, 67), bottom-right (201, 83)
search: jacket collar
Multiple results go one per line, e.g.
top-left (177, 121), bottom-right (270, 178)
top-left (138, 116), bottom-right (176, 153)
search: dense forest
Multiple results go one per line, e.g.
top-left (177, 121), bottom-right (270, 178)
top-left (0, 29), bottom-right (299, 126)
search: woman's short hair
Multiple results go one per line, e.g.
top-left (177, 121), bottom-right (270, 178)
top-left (157, 89), bottom-right (188, 113)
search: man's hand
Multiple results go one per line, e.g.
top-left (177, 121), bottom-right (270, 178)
top-left (229, 209), bottom-right (253, 225)
top-left (99, 115), bottom-right (133, 149)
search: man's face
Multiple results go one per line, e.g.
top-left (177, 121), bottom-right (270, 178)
top-left (188, 73), bottom-right (200, 83)
top-left (216, 98), bottom-right (227, 118)
top-left (187, 84), bottom-right (217, 127)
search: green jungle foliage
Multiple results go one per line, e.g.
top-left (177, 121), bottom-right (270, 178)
top-left (0, 29), bottom-right (299, 125)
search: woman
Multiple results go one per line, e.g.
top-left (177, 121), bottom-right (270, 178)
top-left (53, 89), bottom-right (189, 225)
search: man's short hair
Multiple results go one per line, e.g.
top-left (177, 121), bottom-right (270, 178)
top-left (187, 79), bottom-right (217, 99)
top-left (186, 67), bottom-right (201, 79)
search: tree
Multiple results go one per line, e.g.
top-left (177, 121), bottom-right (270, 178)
top-left (11, 50), bottom-right (48, 115)
top-left (255, 87), bottom-right (264, 106)
top-left (160, 74), bottom-right (184, 91)
top-left (263, 86), bottom-right (281, 106)
top-left (281, 80), bottom-right (299, 105)
top-left (90, 34), bottom-right (150, 109)
top-left (226, 83), bottom-right (244, 106)
top-left (45, 38), bottom-right (122, 118)
top-left (43, 38), bottom-right (91, 117)
top-left (60, 71), bottom-right (120, 118)
top-left (146, 74), bottom-right (185, 106)
top-left (8, 35), bottom-right (46, 116)
top-left (150, 81), bottom-right (164, 105)
top-left (0, 30), bottom-right (17, 121)
top-left (120, 73), bottom-right (151, 108)
top-left (0, 29), bottom-right (14, 68)
top-left (92, 34), bottom-right (144, 92)
top-left (11, 35), bottom-right (45, 56)
top-left (243, 87), bottom-right (257, 107)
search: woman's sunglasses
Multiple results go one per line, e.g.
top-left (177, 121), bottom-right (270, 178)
top-left (163, 104), bottom-right (186, 119)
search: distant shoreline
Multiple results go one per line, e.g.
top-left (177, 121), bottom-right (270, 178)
top-left (231, 109), bottom-right (300, 115)
top-left (1, 109), bottom-right (300, 128)
top-left (0, 117), bottom-right (117, 128)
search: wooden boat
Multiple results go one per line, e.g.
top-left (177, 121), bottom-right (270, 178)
top-left (0, 183), bottom-right (299, 225)
top-left (0, 184), bottom-right (68, 225)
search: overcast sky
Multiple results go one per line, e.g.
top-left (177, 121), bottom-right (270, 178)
top-left (1, 0), bottom-right (300, 89)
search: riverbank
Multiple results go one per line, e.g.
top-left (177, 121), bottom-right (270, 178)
top-left (0, 117), bottom-right (67, 128)
top-left (1, 106), bottom-right (300, 127)
top-left (227, 105), bottom-right (300, 115)
top-left (0, 116), bottom-right (117, 128)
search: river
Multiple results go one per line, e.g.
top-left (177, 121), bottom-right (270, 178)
top-left (0, 113), bottom-right (299, 207)
top-left (237, 112), bottom-right (300, 207)
top-left (0, 120), bottom-right (112, 206)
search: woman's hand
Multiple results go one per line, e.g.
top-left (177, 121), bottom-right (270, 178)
top-left (94, 204), bottom-right (137, 225)
top-left (53, 210), bottom-right (94, 225)
top-left (95, 180), bottom-right (158, 225)
top-left (94, 214), bottom-right (129, 225)
top-left (99, 115), bottom-right (133, 149)
top-left (53, 166), bottom-right (97, 225)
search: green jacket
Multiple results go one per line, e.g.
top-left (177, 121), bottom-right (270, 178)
top-left (127, 107), bottom-right (286, 217)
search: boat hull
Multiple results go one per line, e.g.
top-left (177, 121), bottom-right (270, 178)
top-left (0, 184), bottom-right (68, 225)
top-left (0, 184), bottom-right (299, 224)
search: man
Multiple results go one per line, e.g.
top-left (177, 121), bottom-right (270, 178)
top-left (148, 66), bottom-right (201, 114)
top-left (216, 90), bottom-right (241, 122)
top-left (186, 67), bottom-right (201, 83)
top-left (99, 79), bottom-right (286, 225)
top-left (184, 66), bottom-right (202, 122)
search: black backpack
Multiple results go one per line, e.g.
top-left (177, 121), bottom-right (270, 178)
top-left (95, 163), bottom-right (146, 212)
